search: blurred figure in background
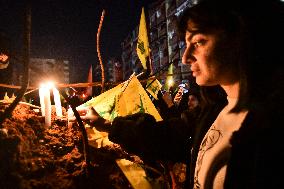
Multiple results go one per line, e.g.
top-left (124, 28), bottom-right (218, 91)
top-left (173, 84), bottom-right (188, 107)
top-left (187, 93), bottom-right (199, 111)
top-left (156, 83), bottom-right (193, 119)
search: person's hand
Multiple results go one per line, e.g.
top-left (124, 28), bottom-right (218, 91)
top-left (68, 106), bottom-right (111, 132)
top-left (162, 91), bottom-right (174, 108)
top-left (78, 106), bottom-right (101, 121)
top-left (173, 88), bottom-right (183, 105)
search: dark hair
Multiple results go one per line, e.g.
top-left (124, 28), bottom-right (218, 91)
top-left (0, 31), bottom-right (10, 55)
top-left (178, 0), bottom-right (284, 112)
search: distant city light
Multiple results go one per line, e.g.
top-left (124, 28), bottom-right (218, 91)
top-left (40, 81), bottom-right (55, 90)
top-left (167, 78), bottom-right (174, 88)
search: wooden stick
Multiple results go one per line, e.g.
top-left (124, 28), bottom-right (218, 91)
top-left (97, 10), bottom-right (106, 93)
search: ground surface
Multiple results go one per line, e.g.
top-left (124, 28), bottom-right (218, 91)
top-left (0, 103), bottom-right (186, 189)
top-left (0, 103), bottom-right (132, 189)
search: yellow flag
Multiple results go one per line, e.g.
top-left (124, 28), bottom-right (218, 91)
top-left (119, 76), bottom-right (162, 121)
top-left (78, 75), bottom-right (162, 122)
top-left (136, 7), bottom-right (150, 70)
top-left (146, 78), bottom-right (162, 100)
top-left (78, 82), bottom-right (124, 121)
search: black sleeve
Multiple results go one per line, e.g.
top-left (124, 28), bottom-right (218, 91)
top-left (108, 113), bottom-right (192, 162)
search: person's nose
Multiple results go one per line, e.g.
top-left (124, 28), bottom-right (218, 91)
top-left (182, 44), bottom-right (195, 65)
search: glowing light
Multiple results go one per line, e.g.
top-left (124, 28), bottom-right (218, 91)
top-left (39, 86), bottom-right (46, 116)
top-left (39, 81), bottom-right (63, 127)
top-left (167, 78), bottom-right (174, 88)
top-left (46, 81), bottom-right (55, 89)
top-left (39, 84), bottom-right (51, 127)
top-left (53, 87), bottom-right (62, 117)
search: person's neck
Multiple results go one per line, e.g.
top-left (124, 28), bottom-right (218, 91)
top-left (221, 81), bottom-right (239, 99)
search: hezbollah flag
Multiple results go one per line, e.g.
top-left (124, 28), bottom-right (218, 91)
top-left (78, 75), bottom-right (162, 122)
top-left (146, 78), bottom-right (162, 100)
top-left (136, 7), bottom-right (150, 70)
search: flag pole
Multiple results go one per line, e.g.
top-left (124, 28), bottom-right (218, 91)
top-left (86, 64), bottom-right (93, 97)
top-left (148, 50), bottom-right (153, 75)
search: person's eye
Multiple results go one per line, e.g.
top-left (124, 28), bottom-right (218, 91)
top-left (193, 40), bottom-right (205, 48)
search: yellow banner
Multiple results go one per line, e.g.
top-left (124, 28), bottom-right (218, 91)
top-left (146, 78), bottom-right (162, 100)
top-left (136, 7), bottom-right (150, 70)
top-left (78, 75), bottom-right (162, 122)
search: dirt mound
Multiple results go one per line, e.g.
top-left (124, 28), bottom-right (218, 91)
top-left (0, 103), bottom-right (131, 189)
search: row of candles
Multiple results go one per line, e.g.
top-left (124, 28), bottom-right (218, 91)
top-left (39, 82), bottom-right (62, 127)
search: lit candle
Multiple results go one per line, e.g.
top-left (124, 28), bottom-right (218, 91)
top-left (52, 87), bottom-right (62, 117)
top-left (39, 85), bottom-right (46, 116)
top-left (67, 106), bottom-right (75, 127)
top-left (39, 84), bottom-right (52, 127)
top-left (44, 87), bottom-right (52, 127)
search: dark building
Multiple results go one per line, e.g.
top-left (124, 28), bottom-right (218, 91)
top-left (120, 0), bottom-right (195, 85)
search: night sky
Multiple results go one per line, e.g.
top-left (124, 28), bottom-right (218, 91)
top-left (1, 0), bottom-right (155, 83)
